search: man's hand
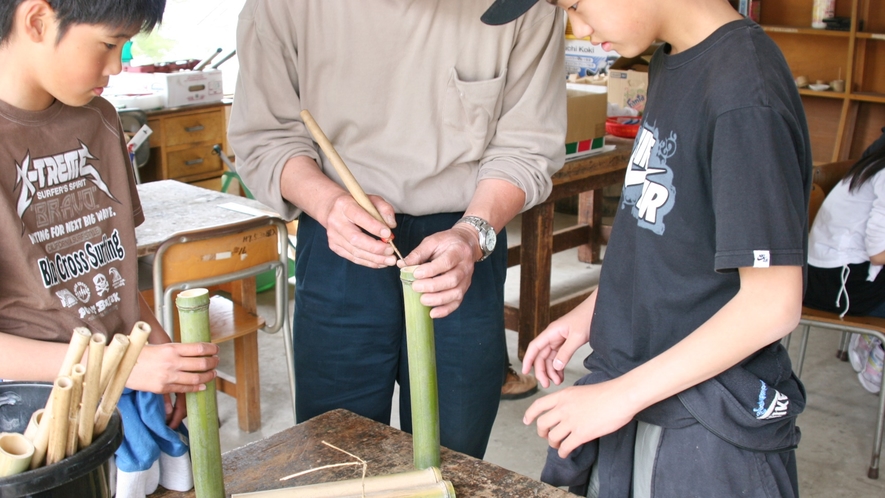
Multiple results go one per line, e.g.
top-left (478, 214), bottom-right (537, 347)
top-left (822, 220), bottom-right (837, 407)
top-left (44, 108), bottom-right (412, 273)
top-left (400, 224), bottom-right (478, 319)
top-left (321, 192), bottom-right (399, 268)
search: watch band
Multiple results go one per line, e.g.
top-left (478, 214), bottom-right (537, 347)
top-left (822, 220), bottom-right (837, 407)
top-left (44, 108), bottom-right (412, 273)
top-left (456, 215), bottom-right (496, 262)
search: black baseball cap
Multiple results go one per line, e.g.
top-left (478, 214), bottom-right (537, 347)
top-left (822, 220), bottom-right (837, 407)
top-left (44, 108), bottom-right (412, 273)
top-left (481, 0), bottom-right (542, 26)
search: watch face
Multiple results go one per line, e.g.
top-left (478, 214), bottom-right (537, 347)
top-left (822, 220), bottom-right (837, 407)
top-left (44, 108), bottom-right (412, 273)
top-left (485, 229), bottom-right (497, 252)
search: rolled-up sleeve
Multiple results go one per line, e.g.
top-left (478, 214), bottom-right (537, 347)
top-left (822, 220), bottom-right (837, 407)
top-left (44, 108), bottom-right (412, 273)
top-left (478, 10), bottom-right (567, 211)
top-left (227, 1), bottom-right (318, 220)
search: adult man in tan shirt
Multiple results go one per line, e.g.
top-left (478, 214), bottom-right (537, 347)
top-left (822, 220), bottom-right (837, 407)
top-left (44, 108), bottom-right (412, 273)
top-left (229, 0), bottom-right (566, 458)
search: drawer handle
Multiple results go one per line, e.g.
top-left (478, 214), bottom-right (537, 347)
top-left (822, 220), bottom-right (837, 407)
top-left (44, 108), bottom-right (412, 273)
top-left (185, 158), bottom-right (205, 166)
top-left (184, 125), bottom-right (205, 133)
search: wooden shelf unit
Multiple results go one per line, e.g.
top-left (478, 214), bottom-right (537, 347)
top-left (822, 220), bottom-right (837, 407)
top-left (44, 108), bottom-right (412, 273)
top-left (761, 0), bottom-right (885, 162)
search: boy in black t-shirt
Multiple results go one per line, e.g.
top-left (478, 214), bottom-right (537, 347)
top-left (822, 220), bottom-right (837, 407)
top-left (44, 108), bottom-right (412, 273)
top-left (483, 0), bottom-right (811, 496)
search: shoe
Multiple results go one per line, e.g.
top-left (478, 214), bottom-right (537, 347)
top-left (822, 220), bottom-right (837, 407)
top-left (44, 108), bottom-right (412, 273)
top-left (857, 343), bottom-right (884, 394)
top-left (501, 367), bottom-right (539, 400)
top-left (848, 333), bottom-right (876, 373)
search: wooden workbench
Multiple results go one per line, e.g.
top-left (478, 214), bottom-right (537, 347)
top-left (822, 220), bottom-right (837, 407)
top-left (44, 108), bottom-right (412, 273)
top-left (149, 409), bottom-right (573, 497)
top-left (506, 138), bottom-right (633, 358)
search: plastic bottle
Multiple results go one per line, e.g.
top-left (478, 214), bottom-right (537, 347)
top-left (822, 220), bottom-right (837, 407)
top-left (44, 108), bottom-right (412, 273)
top-left (121, 40), bottom-right (133, 67)
top-left (812, 0), bottom-right (835, 29)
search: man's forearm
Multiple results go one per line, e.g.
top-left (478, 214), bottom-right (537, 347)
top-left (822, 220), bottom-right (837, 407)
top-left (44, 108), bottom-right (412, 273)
top-left (279, 155), bottom-right (348, 227)
top-left (464, 178), bottom-right (526, 232)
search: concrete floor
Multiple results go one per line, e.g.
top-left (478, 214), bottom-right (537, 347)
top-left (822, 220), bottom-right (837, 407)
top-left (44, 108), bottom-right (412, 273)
top-left (206, 213), bottom-right (885, 497)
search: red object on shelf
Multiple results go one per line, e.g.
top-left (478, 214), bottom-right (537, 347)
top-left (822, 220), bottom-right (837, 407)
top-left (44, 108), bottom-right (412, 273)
top-left (606, 116), bottom-right (641, 138)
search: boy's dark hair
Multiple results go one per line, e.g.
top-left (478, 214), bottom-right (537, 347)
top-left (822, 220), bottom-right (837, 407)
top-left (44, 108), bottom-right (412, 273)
top-left (846, 129), bottom-right (885, 193)
top-left (0, 0), bottom-right (165, 45)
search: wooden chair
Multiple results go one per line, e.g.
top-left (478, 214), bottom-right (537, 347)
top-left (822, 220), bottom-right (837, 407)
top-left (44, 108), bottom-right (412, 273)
top-left (146, 216), bottom-right (294, 433)
top-left (785, 165), bottom-right (885, 479)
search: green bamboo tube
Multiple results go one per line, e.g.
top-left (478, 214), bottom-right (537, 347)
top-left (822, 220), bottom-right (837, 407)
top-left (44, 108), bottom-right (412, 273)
top-left (234, 467), bottom-right (443, 498)
top-left (176, 288), bottom-right (225, 498)
top-left (400, 267), bottom-right (441, 470)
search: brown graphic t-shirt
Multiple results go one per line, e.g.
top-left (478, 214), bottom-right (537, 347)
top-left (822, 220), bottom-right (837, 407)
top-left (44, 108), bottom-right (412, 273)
top-left (0, 97), bottom-right (143, 343)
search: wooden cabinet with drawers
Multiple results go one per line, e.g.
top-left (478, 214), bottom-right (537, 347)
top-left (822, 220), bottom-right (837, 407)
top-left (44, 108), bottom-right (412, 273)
top-left (140, 102), bottom-right (230, 188)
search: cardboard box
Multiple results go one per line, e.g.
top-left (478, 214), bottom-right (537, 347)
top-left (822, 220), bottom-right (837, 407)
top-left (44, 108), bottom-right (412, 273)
top-left (565, 83), bottom-right (607, 158)
top-left (607, 56), bottom-right (650, 114)
top-left (151, 69), bottom-right (224, 108)
top-left (564, 38), bottom-right (619, 78)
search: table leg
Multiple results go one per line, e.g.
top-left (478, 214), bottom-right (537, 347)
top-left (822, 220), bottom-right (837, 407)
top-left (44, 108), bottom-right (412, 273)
top-left (577, 189), bottom-right (604, 264)
top-left (517, 202), bottom-right (554, 360)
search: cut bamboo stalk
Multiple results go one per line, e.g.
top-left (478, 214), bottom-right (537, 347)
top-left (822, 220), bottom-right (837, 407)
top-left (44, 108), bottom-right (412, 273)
top-left (300, 108), bottom-right (404, 261)
top-left (23, 409), bottom-right (44, 442)
top-left (400, 266), bottom-right (441, 470)
top-left (99, 333), bottom-right (130, 395)
top-left (176, 288), bottom-right (224, 498)
top-left (78, 332), bottom-right (106, 449)
top-left (234, 467), bottom-right (442, 498)
top-left (30, 328), bottom-right (92, 469)
top-left (94, 322), bottom-right (150, 436)
top-left (46, 375), bottom-right (73, 466)
top-left (65, 364), bottom-right (85, 457)
top-left (233, 480), bottom-right (456, 498)
top-left (0, 433), bottom-right (35, 477)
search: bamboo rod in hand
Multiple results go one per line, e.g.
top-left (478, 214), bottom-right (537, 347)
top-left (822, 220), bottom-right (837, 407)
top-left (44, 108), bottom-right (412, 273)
top-left (46, 376), bottom-right (73, 466)
top-left (176, 288), bottom-right (224, 498)
top-left (99, 333), bottom-right (130, 395)
top-left (94, 322), bottom-right (150, 436)
top-left (299, 109), bottom-right (404, 261)
top-left (30, 327), bottom-right (92, 469)
top-left (78, 332), bottom-right (105, 448)
top-left (234, 467), bottom-right (442, 498)
top-left (0, 433), bottom-right (35, 477)
top-left (400, 267), bottom-right (441, 470)
top-left (65, 364), bottom-right (85, 457)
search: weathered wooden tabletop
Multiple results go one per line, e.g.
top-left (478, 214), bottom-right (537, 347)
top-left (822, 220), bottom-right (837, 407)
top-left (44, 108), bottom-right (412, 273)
top-left (149, 409), bottom-right (575, 497)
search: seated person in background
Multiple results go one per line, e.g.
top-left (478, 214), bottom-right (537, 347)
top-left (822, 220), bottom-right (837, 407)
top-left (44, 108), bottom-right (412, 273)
top-left (804, 128), bottom-right (885, 393)
top-left (0, 0), bottom-right (218, 494)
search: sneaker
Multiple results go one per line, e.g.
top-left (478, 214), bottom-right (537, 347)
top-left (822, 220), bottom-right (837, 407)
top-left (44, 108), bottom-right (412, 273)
top-left (501, 366), bottom-right (539, 400)
top-left (848, 333), bottom-right (877, 373)
top-left (857, 343), bottom-right (884, 394)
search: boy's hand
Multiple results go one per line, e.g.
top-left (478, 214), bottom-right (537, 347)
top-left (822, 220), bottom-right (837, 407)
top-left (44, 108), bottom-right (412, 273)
top-left (127, 342), bottom-right (219, 394)
top-left (522, 292), bottom-right (597, 387)
top-left (164, 393), bottom-right (187, 429)
top-left (523, 379), bottom-right (637, 458)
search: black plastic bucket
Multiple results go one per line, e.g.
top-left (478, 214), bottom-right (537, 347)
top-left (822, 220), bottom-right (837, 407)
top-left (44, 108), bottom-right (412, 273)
top-left (0, 382), bottom-right (123, 498)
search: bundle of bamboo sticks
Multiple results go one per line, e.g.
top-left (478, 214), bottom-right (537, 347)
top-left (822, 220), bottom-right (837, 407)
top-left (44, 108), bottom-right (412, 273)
top-left (4, 322), bottom-right (152, 474)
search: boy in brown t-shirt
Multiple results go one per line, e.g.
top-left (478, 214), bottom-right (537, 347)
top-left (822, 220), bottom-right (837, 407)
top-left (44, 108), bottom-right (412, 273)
top-left (0, 0), bottom-right (218, 436)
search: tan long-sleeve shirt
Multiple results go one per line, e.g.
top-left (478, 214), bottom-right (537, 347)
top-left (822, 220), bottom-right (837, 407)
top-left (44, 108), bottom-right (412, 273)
top-left (229, 0), bottom-right (566, 220)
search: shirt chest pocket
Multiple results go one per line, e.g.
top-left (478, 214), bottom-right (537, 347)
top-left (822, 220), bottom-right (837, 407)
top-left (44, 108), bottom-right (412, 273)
top-left (441, 68), bottom-right (506, 160)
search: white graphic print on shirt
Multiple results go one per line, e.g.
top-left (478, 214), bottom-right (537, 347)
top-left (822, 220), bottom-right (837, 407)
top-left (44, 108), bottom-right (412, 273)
top-left (622, 124), bottom-right (676, 235)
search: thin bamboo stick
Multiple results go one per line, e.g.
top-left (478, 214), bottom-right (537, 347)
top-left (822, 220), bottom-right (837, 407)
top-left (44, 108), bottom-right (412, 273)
top-left (23, 409), bottom-right (43, 442)
top-left (65, 364), bottom-right (85, 457)
top-left (400, 267), bottom-right (441, 470)
top-left (300, 109), bottom-right (404, 261)
top-left (94, 322), bottom-right (150, 435)
top-left (46, 375), bottom-right (73, 466)
top-left (235, 467), bottom-right (442, 498)
top-left (99, 333), bottom-right (130, 395)
top-left (0, 433), bottom-right (35, 477)
top-left (176, 288), bottom-right (224, 498)
top-left (233, 480), bottom-right (456, 498)
top-left (30, 328), bottom-right (92, 469)
top-left (78, 332), bottom-right (106, 449)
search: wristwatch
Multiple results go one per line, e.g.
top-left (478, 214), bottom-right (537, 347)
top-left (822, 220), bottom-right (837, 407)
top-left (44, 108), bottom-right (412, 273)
top-left (456, 216), bottom-right (497, 262)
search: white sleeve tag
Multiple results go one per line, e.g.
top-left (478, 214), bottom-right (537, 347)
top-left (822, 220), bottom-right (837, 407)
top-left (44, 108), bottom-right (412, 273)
top-left (753, 250), bottom-right (771, 268)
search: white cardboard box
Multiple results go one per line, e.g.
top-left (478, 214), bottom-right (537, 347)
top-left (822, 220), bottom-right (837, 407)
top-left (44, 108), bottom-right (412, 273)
top-left (565, 38), bottom-right (619, 77)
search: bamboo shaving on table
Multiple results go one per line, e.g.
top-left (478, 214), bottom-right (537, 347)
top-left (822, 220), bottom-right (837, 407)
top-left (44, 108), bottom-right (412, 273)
top-left (280, 441), bottom-right (367, 484)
